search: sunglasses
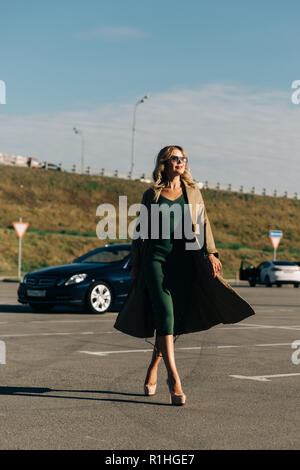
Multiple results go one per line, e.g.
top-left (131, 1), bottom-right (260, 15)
top-left (169, 156), bottom-right (188, 164)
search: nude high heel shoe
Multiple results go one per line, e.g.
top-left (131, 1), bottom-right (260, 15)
top-left (144, 382), bottom-right (157, 396)
top-left (166, 379), bottom-right (186, 406)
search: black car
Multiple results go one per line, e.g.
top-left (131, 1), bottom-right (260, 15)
top-left (18, 243), bottom-right (132, 313)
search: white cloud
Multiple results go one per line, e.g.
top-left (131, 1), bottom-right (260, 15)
top-left (0, 82), bottom-right (299, 196)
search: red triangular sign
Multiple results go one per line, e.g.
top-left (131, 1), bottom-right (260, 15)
top-left (270, 236), bottom-right (281, 250)
top-left (13, 222), bottom-right (29, 239)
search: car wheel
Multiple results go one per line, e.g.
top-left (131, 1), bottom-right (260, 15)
top-left (249, 280), bottom-right (256, 287)
top-left (86, 281), bottom-right (113, 314)
top-left (265, 276), bottom-right (272, 287)
top-left (29, 303), bottom-right (53, 313)
top-left (294, 283), bottom-right (299, 288)
top-left (276, 282), bottom-right (282, 287)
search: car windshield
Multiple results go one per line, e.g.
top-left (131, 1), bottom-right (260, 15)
top-left (79, 249), bottom-right (130, 264)
top-left (273, 261), bottom-right (297, 266)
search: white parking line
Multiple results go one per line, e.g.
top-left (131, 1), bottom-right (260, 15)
top-left (255, 342), bottom-right (292, 347)
top-left (30, 319), bottom-right (115, 323)
top-left (222, 323), bottom-right (300, 331)
top-left (79, 346), bottom-right (244, 357)
top-left (80, 348), bottom-right (153, 357)
top-left (79, 342), bottom-right (295, 357)
top-left (0, 332), bottom-right (95, 338)
top-left (230, 373), bottom-right (300, 382)
top-left (220, 326), bottom-right (263, 330)
top-left (255, 309), bottom-right (277, 312)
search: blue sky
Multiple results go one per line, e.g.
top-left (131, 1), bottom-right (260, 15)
top-left (1, 0), bottom-right (300, 193)
top-left (2, 0), bottom-right (299, 113)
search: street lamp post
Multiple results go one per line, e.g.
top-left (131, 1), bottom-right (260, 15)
top-left (73, 127), bottom-right (85, 174)
top-left (130, 95), bottom-right (149, 179)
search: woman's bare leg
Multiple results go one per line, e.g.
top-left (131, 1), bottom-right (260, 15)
top-left (156, 334), bottom-right (183, 395)
top-left (144, 335), bottom-right (163, 386)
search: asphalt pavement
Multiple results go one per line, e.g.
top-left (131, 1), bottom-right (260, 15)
top-left (0, 281), bottom-right (299, 450)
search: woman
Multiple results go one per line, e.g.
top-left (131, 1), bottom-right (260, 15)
top-left (114, 145), bottom-right (255, 406)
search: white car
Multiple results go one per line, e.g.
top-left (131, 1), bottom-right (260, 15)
top-left (240, 260), bottom-right (300, 287)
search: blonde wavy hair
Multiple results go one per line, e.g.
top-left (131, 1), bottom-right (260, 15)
top-left (151, 145), bottom-right (197, 202)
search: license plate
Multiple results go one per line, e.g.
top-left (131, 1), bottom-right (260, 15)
top-left (27, 289), bottom-right (46, 297)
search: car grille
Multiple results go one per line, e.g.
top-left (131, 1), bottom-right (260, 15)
top-left (26, 277), bottom-right (57, 287)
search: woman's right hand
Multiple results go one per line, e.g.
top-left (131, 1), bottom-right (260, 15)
top-left (130, 266), bottom-right (139, 280)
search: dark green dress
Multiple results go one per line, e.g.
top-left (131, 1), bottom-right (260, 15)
top-left (143, 191), bottom-right (191, 336)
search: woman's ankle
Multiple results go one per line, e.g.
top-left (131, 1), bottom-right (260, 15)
top-left (145, 365), bottom-right (158, 385)
top-left (167, 373), bottom-right (183, 393)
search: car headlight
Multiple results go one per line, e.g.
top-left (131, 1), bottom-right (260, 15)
top-left (65, 273), bottom-right (88, 286)
top-left (21, 275), bottom-right (28, 284)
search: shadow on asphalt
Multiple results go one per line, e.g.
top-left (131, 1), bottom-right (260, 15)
top-left (0, 386), bottom-right (172, 406)
top-left (0, 305), bottom-right (32, 313)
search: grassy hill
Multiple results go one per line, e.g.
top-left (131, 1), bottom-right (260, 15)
top-left (1, 165), bottom-right (300, 278)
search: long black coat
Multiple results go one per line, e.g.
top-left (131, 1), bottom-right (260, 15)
top-left (114, 180), bottom-right (255, 338)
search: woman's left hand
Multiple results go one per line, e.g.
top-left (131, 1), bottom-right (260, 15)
top-left (208, 254), bottom-right (222, 278)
